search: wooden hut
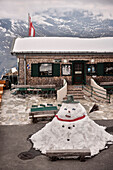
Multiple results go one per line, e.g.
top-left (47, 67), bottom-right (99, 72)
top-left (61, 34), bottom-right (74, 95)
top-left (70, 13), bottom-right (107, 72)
top-left (11, 37), bottom-right (113, 89)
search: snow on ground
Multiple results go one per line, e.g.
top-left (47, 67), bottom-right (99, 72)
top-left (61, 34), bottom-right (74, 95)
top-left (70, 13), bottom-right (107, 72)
top-left (0, 89), bottom-right (113, 125)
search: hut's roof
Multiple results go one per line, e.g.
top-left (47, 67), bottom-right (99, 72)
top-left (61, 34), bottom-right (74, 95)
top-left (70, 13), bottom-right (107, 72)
top-left (11, 37), bottom-right (113, 54)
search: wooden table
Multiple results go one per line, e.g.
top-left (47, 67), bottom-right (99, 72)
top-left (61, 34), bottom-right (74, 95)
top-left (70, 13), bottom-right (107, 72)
top-left (27, 88), bottom-right (41, 94)
top-left (12, 84), bottom-right (56, 89)
top-left (11, 84), bottom-right (56, 97)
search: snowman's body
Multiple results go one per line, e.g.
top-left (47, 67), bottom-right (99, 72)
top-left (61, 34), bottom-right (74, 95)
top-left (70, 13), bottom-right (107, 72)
top-left (30, 102), bottom-right (113, 156)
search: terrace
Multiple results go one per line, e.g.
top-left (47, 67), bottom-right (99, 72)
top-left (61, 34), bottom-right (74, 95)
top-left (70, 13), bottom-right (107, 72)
top-left (0, 89), bottom-right (113, 125)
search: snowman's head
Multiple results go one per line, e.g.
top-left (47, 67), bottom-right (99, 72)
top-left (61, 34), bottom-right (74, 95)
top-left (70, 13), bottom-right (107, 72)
top-left (56, 102), bottom-right (87, 122)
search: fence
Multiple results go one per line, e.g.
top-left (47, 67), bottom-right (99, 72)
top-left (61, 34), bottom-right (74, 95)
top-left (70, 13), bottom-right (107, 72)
top-left (82, 79), bottom-right (111, 103)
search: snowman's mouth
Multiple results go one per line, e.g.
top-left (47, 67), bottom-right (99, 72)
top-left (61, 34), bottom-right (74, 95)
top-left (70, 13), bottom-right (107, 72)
top-left (65, 115), bottom-right (71, 118)
top-left (55, 114), bottom-right (85, 122)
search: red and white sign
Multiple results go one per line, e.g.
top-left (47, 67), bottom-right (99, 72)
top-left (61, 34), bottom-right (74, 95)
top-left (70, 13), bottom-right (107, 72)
top-left (29, 15), bottom-right (35, 37)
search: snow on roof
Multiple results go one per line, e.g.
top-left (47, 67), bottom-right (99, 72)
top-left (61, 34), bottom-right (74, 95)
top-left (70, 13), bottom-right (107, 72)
top-left (11, 37), bottom-right (113, 54)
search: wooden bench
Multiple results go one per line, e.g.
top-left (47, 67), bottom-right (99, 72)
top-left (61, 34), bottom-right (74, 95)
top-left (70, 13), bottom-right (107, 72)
top-left (29, 106), bottom-right (58, 123)
top-left (46, 149), bottom-right (91, 162)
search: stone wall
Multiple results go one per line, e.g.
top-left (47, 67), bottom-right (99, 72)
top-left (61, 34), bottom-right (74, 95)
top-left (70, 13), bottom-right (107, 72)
top-left (17, 54), bottom-right (113, 86)
top-left (18, 58), bottom-right (24, 85)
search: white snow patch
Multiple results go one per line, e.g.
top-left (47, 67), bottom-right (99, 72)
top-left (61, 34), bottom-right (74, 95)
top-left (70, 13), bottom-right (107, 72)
top-left (33, 15), bottom-right (53, 26)
top-left (0, 27), bottom-right (6, 32)
top-left (8, 29), bottom-right (15, 37)
top-left (12, 37), bottom-right (113, 53)
top-left (5, 33), bottom-right (10, 37)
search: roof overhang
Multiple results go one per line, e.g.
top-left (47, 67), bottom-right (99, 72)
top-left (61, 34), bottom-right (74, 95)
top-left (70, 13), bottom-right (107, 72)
top-left (11, 51), bottom-right (113, 56)
top-left (11, 37), bottom-right (113, 56)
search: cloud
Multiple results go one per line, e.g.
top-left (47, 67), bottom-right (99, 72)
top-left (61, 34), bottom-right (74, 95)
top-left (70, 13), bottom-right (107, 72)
top-left (0, 0), bottom-right (113, 20)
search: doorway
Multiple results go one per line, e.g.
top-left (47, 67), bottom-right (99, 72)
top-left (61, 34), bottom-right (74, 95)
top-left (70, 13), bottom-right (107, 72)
top-left (72, 62), bottom-right (85, 85)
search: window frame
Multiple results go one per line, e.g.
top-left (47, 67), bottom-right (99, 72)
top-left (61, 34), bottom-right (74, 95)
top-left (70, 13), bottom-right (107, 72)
top-left (31, 63), bottom-right (61, 77)
top-left (87, 64), bottom-right (97, 76)
top-left (61, 64), bottom-right (72, 76)
top-left (104, 62), bottom-right (113, 76)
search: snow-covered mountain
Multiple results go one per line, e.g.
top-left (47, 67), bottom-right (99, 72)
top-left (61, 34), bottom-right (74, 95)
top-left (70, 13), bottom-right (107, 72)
top-left (0, 8), bottom-right (113, 77)
top-left (0, 19), bottom-right (28, 77)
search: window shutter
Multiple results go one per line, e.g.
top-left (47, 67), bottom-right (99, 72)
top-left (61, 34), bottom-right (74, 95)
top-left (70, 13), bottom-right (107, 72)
top-left (53, 63), bottom-right (60, 76)
top-left (31, 64), bottom-right (39, 77)
top-left (97, 63), bottom-right (104, 76)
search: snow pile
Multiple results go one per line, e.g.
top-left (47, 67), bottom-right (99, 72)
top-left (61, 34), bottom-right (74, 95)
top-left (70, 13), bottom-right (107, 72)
top-left (12, 37), bottom-right (113, 53)
top-left (30, 102), bottom-right (113, 156)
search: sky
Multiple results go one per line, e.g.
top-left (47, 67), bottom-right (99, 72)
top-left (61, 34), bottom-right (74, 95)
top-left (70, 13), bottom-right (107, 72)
top-left (0, 0), bottom-right (113, 20)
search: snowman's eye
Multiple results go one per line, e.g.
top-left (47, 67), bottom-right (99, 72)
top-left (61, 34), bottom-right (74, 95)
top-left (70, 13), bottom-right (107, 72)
top-left (72, 108), bottom-right (76, 110)
top-left (64, 108), bottom-right (67, 110)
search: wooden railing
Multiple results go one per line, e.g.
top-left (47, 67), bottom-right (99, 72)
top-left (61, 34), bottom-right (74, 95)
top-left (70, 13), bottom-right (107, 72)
top-left (82, 81), bottom-right (111, 103)
top-left (57, 79), bottom-right (67, 101)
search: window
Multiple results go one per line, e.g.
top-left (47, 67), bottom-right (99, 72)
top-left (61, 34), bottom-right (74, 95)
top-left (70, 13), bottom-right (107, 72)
top-left (31, 63), bottom-right (60, 77)
top-left (87, 64), bottom-right (96, 75)
top-left (39, 63), bottom-right (52, 76)
top-left (104, 63), bottom-right (113, 75)
top-left (62, 64), bottom-right (71, 76)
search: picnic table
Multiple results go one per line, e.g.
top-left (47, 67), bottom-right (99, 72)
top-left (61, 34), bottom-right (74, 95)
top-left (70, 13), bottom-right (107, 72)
top-left (11, 84), bottom-right (56, 89)
top-left (11, 84), bottom-right (56, 97)
top-left (29, 104), bottom-right (58, 123)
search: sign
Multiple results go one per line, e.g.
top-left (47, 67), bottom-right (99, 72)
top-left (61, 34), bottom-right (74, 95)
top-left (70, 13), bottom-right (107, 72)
top-left (27, 64), bottom-right (30, 69)
top-left (75, 71), bottom-right (82, 74)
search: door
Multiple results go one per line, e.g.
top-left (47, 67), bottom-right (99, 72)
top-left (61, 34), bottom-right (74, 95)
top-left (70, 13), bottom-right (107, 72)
top-left (73, 62), bottom-right (84, 84)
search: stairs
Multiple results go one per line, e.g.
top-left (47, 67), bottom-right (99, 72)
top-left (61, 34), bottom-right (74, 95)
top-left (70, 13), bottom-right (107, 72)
top-left (63, 85), bottom-right (85, 100)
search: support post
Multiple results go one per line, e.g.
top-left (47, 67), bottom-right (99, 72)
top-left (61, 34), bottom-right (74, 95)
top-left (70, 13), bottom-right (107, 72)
top-left (91, 86), bottom-right (93, 97)
top-left (108, 94), bottom-right (111, 103)
top-left (17, 58), bottom-right (19, 84)
top-left (24, 55), bottom-right (26, 85)
top-left (82, 84), bottom-right (84, 90)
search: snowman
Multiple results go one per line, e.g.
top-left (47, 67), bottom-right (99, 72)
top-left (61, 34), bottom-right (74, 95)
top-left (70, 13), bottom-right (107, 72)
top-left (30, 95), bottom-right (113, 157)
